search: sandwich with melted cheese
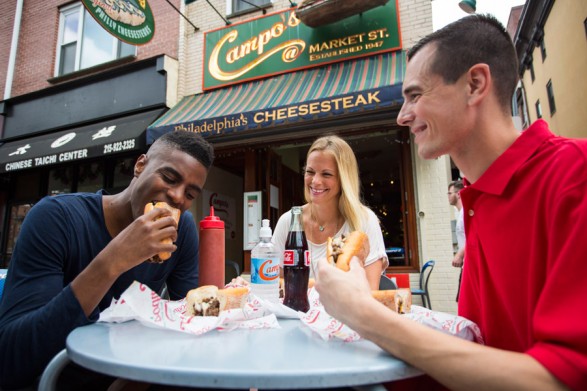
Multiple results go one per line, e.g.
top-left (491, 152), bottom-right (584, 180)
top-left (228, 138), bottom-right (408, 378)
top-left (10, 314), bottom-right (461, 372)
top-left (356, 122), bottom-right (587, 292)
top-left (371, 289), bottom-right (411, 314)
top-left (326, 231), bottom-right (369, 271)
top-left (186, 285), bottom-right (249, 316)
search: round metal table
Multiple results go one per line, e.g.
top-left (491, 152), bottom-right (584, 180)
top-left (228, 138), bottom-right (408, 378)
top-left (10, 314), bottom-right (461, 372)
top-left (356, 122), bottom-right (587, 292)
top-left (65, 319), bottom-right (422, 389)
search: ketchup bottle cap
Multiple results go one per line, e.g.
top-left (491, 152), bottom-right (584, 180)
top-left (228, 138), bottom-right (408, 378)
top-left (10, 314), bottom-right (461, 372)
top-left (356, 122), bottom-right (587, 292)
top-left (200, 206), bottom-right (225, 229)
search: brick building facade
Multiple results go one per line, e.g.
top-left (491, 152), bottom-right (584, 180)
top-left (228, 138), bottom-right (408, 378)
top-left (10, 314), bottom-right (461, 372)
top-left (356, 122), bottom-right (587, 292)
top-left (1, 0), bottom-right (461, 314)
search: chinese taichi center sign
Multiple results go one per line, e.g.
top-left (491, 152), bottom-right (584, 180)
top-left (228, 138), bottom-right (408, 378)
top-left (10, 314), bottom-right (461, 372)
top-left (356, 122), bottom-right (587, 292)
top-left (82, 0), bottom-right (155, 45)
top-left (204, 0), bottom-right (401, 90)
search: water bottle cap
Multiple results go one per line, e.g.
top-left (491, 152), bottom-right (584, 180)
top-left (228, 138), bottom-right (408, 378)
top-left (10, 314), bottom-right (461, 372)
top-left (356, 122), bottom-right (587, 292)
top-left (259, 219), bottom-right (272, 238)
top-left (200, 206), bottom-right (225, 229)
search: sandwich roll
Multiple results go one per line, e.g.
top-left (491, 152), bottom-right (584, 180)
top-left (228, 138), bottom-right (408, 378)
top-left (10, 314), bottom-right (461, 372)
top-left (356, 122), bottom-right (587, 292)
top-left (186, 286), bottom-right (249, 316)
top-left (371, 289), bottom-right (412, 314)
top-left (326, 231), bottom-right (369, 271)
top-left (218, 287), bottom-right (249, 310)
top-left (144, 201), bottom-right (181, 263)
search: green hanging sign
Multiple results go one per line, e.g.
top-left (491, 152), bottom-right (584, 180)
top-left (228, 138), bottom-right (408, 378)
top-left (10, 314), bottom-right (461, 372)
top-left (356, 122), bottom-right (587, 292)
top-left (82, 0), bottom-right (155, 45)
top-left (203, 1), bottom-right (401, 90)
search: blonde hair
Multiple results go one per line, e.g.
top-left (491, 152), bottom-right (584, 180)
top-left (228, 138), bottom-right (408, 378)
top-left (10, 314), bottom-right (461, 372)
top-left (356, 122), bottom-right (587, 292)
top-left (304, 135), bottom-right (368, 231)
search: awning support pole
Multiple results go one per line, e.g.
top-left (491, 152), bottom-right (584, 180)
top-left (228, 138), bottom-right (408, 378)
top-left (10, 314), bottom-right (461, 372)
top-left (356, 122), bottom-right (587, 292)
top-left (165, 0), bottom-right (200, 32)
top-left (204, 0), bottom-right (232, 25)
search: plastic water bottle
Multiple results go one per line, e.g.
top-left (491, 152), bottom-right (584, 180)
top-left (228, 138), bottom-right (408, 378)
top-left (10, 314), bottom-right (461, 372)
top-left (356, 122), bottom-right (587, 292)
top-left (250, 219), bottom-right (281, 303)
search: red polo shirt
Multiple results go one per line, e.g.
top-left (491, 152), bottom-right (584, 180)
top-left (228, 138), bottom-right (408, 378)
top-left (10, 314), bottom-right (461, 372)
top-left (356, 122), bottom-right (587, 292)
top-left (459, 120), bottom-right (587, 390)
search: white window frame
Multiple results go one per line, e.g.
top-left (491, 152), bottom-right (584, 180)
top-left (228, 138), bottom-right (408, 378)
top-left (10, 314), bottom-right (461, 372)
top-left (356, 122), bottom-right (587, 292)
top-left (226, 0), bottom-right (272, 15)
top-left (55, 3), bottom-right (136, 77)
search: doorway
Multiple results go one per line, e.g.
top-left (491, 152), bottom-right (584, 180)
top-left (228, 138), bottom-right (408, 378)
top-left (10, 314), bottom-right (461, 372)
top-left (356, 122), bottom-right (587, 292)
top-left (214, 126), bottom-right (417, 271)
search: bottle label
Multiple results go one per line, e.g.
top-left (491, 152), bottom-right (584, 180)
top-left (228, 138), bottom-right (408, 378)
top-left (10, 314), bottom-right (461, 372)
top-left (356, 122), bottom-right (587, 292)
top-left (283, 250), bottom-right (296, 266)
top-left (251, 257), bottom-right (280, 284)
top-left (283, 250), bottom-right (311, 267)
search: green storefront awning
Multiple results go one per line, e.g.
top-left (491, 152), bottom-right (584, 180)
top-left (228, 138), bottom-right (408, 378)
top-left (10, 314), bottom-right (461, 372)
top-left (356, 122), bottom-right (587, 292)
top-left (147, 51), bottom-right (405, 144)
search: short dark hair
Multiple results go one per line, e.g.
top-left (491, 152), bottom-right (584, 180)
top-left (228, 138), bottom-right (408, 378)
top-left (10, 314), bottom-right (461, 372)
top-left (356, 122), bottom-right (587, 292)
top-left (449, 180), bottom-right (464, 191)
top-left (153, 131), bottom-right (214, 169)
top-left (408, 14), bottom-right (518, 114)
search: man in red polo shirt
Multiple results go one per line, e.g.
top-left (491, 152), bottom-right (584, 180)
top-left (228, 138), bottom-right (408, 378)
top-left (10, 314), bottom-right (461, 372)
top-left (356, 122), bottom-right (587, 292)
top-left (315, 14), bottom-right (587, 391)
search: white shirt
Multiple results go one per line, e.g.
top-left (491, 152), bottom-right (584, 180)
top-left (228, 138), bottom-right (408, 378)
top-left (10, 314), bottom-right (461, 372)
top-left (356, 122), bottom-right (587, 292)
top-left (456, 207), bottom-right (466, 251)
top-left (272, 207), bottom-right (389, 277)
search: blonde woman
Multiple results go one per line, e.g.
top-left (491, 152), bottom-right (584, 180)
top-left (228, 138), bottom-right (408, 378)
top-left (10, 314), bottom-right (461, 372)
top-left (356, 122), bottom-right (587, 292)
top-left (273, 135), bottom-right (388, 289)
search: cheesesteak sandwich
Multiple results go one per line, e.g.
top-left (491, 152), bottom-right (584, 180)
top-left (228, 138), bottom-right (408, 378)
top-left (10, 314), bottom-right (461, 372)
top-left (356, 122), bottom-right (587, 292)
top-left (326, 231), bottom-right (370, 271)
top-left (186, 285), bottom-right (249, 316)
top-left (371, 288), bottom-right (412, 314)
top-left (144, 201), bottom-right (181, 263)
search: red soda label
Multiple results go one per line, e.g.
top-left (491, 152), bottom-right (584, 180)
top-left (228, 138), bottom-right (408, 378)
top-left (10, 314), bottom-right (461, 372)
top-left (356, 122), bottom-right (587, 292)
top-left (304, 250), bottom-right (310, 266)
top-left (283, 250), bottom-right (295, 266)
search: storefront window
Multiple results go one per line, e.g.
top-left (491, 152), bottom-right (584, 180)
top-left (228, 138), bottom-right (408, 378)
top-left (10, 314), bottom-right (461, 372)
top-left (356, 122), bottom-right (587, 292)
top-left (14, 171), bottom-right (40, 200)
top-left (348, 132), bottom-right (413, 268)
top-left (4, 203), bottom-right (33, 268)
top-left (78, 162), bottom-right (104, 193)
top-left (111, 157), bottom-right (136, 194)
top-left (48, 167), bottom-right (73, 196)
top-left (230, 0), bottom-right (272, 15)
top-left (56, 3), bottom-right (136, 77)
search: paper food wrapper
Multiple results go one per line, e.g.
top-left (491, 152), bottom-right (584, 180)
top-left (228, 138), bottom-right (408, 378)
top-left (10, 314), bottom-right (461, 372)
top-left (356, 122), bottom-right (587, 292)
top-left (218, 278), bottom-right (483, 344)
top-left (297, 289), bottom-right (483, 344)
top-left (299, 288), bottom-right (362, 342)
top-left (405, 305), bottom-right (484, 344)
top-left (99, 281), bottom-right (279, 336)
top-left (226, 276), bottom-right (304, 319)
top-left (241, 286), bottom-right (360, 341)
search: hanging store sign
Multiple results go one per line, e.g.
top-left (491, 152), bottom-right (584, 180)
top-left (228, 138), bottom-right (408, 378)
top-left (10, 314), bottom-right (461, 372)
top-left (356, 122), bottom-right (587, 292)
top-left (82, 0), bottom-right (155, 45)
top-left (203, 0), bottom-right (401, 90)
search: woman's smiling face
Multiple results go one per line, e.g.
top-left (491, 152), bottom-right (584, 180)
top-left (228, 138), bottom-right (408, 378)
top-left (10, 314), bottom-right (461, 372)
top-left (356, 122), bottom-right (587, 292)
top-left (304, 150), bottom-right (341, 205)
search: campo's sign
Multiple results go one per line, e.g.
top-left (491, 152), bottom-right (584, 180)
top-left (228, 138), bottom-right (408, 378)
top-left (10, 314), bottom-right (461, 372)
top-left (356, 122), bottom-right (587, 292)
top-left (203, 0), bottom-right (401, 90)
top-left (82, 0), bottom-right (155, 45)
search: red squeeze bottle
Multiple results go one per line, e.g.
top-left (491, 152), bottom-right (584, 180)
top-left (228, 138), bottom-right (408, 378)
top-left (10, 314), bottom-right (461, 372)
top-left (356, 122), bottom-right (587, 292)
top-left (198, 206), bottom-right (225, 288)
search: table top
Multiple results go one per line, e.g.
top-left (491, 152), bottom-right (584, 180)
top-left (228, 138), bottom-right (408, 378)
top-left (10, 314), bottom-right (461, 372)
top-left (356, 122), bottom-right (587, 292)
top-left (67, 319), bottom-right (422, 389)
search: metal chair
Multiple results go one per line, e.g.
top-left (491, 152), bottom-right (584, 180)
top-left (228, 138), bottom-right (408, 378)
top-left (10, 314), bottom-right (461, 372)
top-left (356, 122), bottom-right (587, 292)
top-left (379, 274), bottom-right (398, 290)
top-left (38, 349), bottom-right (70, 391)
top-left (411, 260), bottom-right (435, 309)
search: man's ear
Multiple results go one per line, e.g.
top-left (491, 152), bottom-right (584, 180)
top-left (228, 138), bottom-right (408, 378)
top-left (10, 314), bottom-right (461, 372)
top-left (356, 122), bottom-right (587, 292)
top-left (467, 63), bottom-right (491, 106)
top-left (134, 154), bottom-right (147, 177)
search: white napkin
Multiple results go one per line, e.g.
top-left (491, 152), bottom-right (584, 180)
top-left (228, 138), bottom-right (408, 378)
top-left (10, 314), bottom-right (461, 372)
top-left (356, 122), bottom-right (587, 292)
top-left (99, 281), bottom-right (279, 336)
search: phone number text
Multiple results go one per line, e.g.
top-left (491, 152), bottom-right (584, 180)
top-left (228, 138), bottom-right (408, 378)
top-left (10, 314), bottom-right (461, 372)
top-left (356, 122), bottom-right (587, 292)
top-left (103, 139), bottom-right (136, 154)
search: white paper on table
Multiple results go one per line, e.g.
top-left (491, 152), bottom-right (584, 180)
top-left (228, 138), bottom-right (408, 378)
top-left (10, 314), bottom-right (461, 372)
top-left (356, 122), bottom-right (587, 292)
top-left (298, 288), bottom-right (362, 342)
top-left (405, 305), bottom-right (484, 344)
top-left (298, 289), bottom-right (484, 344)
top-left (99, 281), bottom-right (279, 336)
top-left (243, 287), bottom-right (360, 341)
top-left (190, 279), bottom-right (484, 345)
top-left (248, 294), bottom-right (301, 319)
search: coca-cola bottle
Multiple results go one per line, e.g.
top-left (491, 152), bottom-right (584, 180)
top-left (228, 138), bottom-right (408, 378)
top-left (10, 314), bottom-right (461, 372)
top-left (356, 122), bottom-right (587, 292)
top-left (283, 206), bottom-right (310, 312)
